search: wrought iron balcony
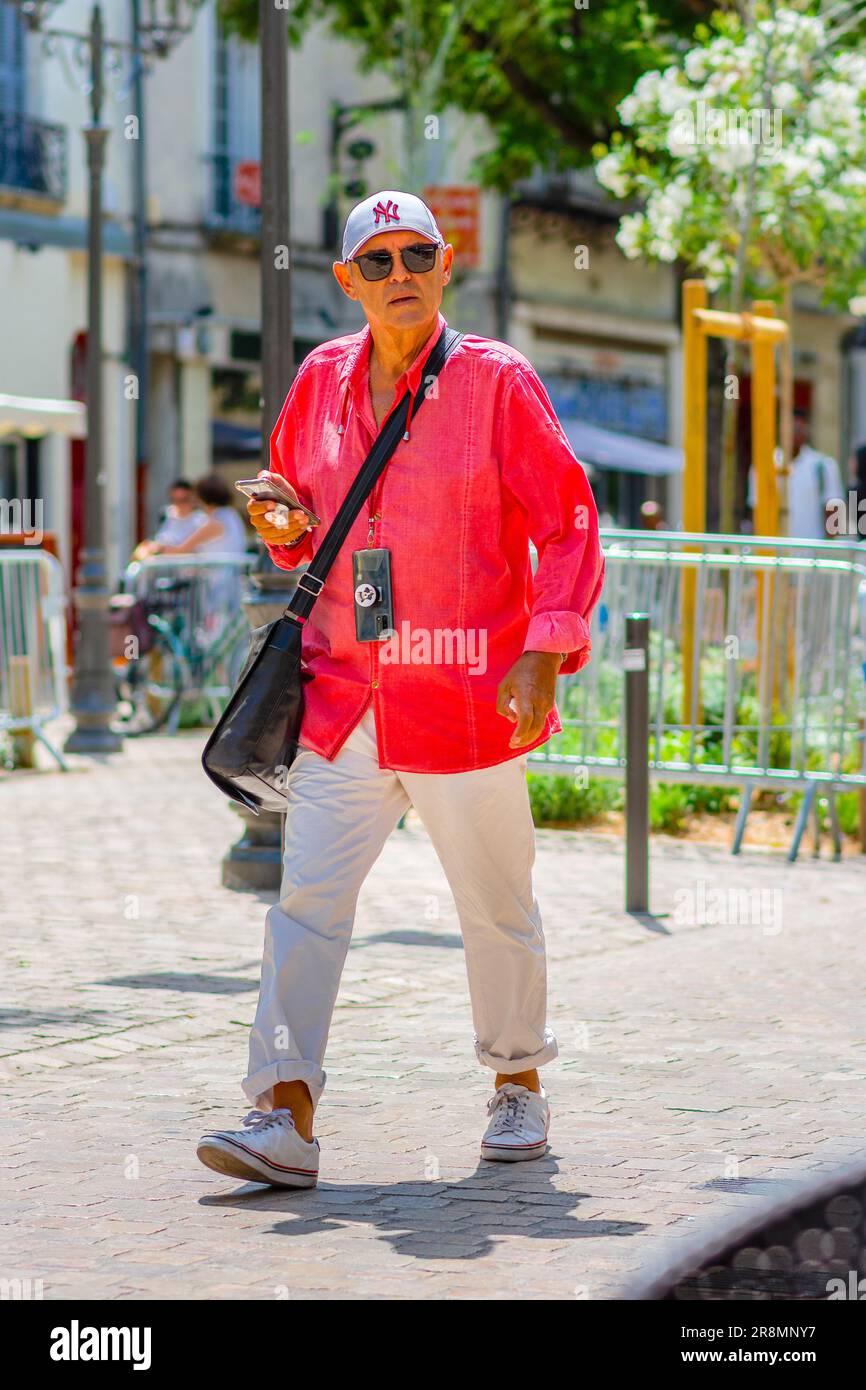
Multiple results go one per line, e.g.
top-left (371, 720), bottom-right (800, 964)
top-left (0, 111), bottom-right (67, 201)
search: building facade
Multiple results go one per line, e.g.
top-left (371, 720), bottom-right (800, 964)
top-left (1, 0), bottom-right (863, 588)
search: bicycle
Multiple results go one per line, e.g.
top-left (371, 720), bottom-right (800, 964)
top-left (113, 560), bottom-right (252, 737)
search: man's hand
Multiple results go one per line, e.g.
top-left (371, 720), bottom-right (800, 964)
top-left (246, 472), bottom-right (312, 547)
top-left (496, 651), bottom-right (563, 748)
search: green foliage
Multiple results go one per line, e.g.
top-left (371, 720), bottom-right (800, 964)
top-left (678, 782), bottom-right (738, 815)
top-left (528, 770), bottom-right (740, 832)
top-left (0, 730), bottom-right (14, 770)
top-left (217, 0), bottom-right (717, 190)
top-left (593, 5), bottom-right (866, 308)
top-left (528, 773), bottom-right (621, 826)
top-left (836, 793), bottom-right (860, 838)
top-left (649, 782), bottom-right (690, 833)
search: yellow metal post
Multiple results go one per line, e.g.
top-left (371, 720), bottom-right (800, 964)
top-left (683, 281), bottom-right (708, 534)
top-left (678, 287), bottom-right (788, 729)
top-left (752, 297), bottom-right (788, 713)
top-left (751, 299), bottom-right (779, 539)
top-left (681, 281), bottom-right (708, 726)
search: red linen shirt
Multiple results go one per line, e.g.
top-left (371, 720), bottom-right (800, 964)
top-left (265, 310), bottom-right (604, 773)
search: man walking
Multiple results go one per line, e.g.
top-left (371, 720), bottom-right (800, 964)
top-left (197, 191), bottom-right (604, 1187)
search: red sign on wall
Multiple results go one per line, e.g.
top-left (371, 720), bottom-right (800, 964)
top-left (234, 160), bottom-right (261, 208)
top-left (422, 185), bottom-right (480, 268)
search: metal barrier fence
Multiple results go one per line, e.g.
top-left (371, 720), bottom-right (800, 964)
top-left (0, 548), bottom-right (69, 769)
top-left (531, 530), bottom-right (866, 860)
top-left (117, 553), bottom-right (256, 734)
top-left (121, 552), bottom-right (255, 631)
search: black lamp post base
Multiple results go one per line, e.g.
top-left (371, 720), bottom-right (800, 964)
top-left (64, 719), bottom-right (124, 754)
top-left (220, 555), bottom-right (298, 893)
top-left (221, 802), bottom-right (284, 893)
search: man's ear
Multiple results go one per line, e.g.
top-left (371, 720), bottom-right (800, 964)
top-left (332, 260), bottom-right (358, 300)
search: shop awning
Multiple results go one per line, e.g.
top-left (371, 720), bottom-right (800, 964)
top-left (560, 419), bottom-right (683, 475)
top-left (0, 393), bottom-right (86, 439)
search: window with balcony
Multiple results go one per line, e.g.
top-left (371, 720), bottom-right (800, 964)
top-left (0, 6), bottom-right (67, 202)
top-left (208, 16), bottom-right (260, 235)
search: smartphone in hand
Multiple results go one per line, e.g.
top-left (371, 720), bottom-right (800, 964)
top-left (234, 473), bottom-right (321, 527)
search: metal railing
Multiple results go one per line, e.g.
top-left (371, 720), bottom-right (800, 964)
top-left (531, 530), bottom-right (866, 859)
top-left (117, 553), bottom-right (256, 734)
top-left (0, 111), bottom-right (68, 201)
top-left (0, 549), bottom-right (68, 768)
top-left (122, 552), bottom-right (255, 626)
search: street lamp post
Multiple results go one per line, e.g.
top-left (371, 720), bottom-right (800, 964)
top-left (11, 0), bottom-right (203, 753)
top-left (70, 2), bottom-right (116, 753)
top-left (219, 0), bottom-right (293, 891)
top-left (260, 0), bottom-right (293, 432)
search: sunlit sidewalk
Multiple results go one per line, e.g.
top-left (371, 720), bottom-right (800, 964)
top-left (2, 726), bottom-right (865, 1299)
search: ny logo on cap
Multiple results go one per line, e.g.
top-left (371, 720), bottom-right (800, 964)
top-left (373, 198), bottom-right (400, 225)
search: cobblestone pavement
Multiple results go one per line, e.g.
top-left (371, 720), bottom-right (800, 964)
top-left (2, 727), bottom-right (866, 1300)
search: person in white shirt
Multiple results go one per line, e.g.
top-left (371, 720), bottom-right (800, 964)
top-left (132, 479), bottom-right (205, 559)
top-left (149, 474), bottom-right (250, 625)
top-left (149, 475), bottom-right (247, 557)
top-left (785, 410), bottom-right (844, 539)
top-left (747, 410), bottom-right (843, 539)
top-left (155, 479), bottom-right (206, 547)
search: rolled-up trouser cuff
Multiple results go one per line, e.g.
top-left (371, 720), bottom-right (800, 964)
top-left (474, 1026), bottom-right (559, 1074)
top-left (242, 1060), bottom-right (327, 1115)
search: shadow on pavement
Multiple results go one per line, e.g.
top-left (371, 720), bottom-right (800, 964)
top-left (197, 1163), bottom-right (648, 1260)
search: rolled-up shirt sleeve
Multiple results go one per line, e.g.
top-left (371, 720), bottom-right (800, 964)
top-left (263, 368), bottom-right (316, 571)
top-left (496, 363), bottom-right (605, 675)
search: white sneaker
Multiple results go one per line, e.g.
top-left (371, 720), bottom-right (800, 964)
top-left (480, 1082), bottom-right (550, 1162)
top-left (196, 1108), bottom-right (320, 1188)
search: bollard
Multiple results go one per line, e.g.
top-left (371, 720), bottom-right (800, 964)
top-left (625, 612), bottom-right (650, 913)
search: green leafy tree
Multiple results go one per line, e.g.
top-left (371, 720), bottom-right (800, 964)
top-left (592, 1), bottom-right (866, 531)
top-left (218, 0), bottom-right (719, 190)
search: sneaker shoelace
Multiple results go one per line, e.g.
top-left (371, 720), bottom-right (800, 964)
top-left (240, 1108), bottom-right (296, 1134)
top-left (486, 1088), bottom-right (528, 1134)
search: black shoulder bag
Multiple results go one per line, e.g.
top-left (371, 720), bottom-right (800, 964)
top-left (202, 324), bottom-right (464, 814)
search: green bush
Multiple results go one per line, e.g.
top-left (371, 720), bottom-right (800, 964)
top-left (528, 773), bottom-right (621, 826)
top-left (680, 782), bottom-right (739, 815)
top-left (836, 792), bottom-right (860, 837)
top-left (649, 783), bottom-right (690, 834)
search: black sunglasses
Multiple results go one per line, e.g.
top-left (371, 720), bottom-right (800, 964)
top-left (349, 242), bottom-right (439, 281)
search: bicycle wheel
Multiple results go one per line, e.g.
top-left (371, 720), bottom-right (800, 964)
top-left (195, 623), bottom-right (251, 725)
top-left (114, 643), bottom-right (183, 736)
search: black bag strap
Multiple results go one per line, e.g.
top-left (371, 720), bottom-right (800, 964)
top-left (283, 324), bottom-right (464, 622)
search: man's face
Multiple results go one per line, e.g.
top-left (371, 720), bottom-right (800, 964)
top-left (170, 488), bottom-right (193, 514)
top-left (332, 229), bottom-right (453, 335)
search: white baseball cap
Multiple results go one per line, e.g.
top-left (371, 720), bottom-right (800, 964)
top-left (341, 189), bottom-right (445, 263)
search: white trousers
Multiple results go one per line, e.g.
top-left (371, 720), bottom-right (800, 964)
top-left (243, 706), bottom-right (558, 1113)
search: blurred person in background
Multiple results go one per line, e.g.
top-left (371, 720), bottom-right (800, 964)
top-left (848, 440), bottom-right (866, 530)
top-left (145, 474), bottom-right (249, 627)
top-left (132, 478), bottom-right (204, 560)
top-left (787, 409), bottom-right (844, 540)
top-left (747, 409), bottom-right (844, 539)
top-left (149, 474), bottom-right (247, 558)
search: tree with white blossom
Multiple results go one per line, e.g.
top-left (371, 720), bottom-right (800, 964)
top-left (593, 3), bottom-right (866, 531)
